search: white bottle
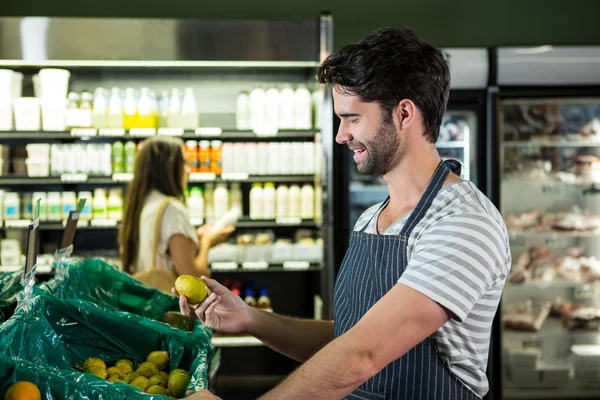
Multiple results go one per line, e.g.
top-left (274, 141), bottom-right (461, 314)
top-left (107, 188), bottom-right (123, 221)
top-left (257, 143), bottom-right (268, 175)
top-left (74, 144), bottom-right (88, 174)
top-left (65, 92), bottom-right (81, 129)
top-left (249, 87), bottom-right (266, 132)
top-left (77, 191), bottom-right (93, 220)
top-left (278, 86), bottom-right (295, 129)
top-left (92, 88), bottom-right (108, 129)
top-left (80, 92), bottom-right (93, 128)
top-left (101, 144), bottom-right (113, 177)
top-left (312, 89), bottom-right (323, 130)
top-left (137, 87), bottom-right (154, 128)
top-left (314, 185), bottom-right (323, 223)
top-left (294, 85), bottom-right (312, 129)
top-left (276, 185), bottom-right (289, 218)
top-left (158, 90), bottom-right (170, 128)
top-left (279, 143), bottom-right (291, 175)
top-left (230, 183), bottom-right (243, 211)
top-left (213, 183), bottom-right (229, 219)
top-left (92, 188), bottom-right (107, 220)
top-left (264, 88), bottom-right (280, 132)
top-left (3, 192), bottom-right (20, 221)
top-left (63, 144), bottom-right (77, 175)
top-left (246, 143), bottom-right (257, 175)
top-left (235, 91), bottom-right (250, 130)
top-left (61, 191), bottom-right (77, 220)
top-left (249, 184), bottom-right (264, 220)
top-left (221, 143), bottom-right (233, 174)
top-left (32, 192), bottom-right (47, 221)
top-left (288, 185), bottom-right (301, 219)
top-left (204, 183), bottom-right (215, 222)
top-left (168, 89), bottom-right (182, 129)
top-left (212, 207), bottom-right (241, 233)
top-left (300, 185), bottom-right (315, 219)
top-left (303, 142), bottom-right (315, 174)
top-left (107, 87), bottom-right (123, 129)
top-left (51, 144), bottom-right (63, 177)
top-left (181, 87), bottom-right (199, 130)
top-left (263, 182), bottom-right (276, 219)
top-left (47, 192), bottom-right (62, 221)
top-left (188, 187), bottom-right (204, 220)
top-left (267, 143), bottom-right (280, 175)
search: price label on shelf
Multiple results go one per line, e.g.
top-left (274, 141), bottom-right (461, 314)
top-left (71, 128), bottom-right (97, 137)
top-left (157, 128), bottom-right (184, 136)
top-left (129, 128), bottom-right (156, 137)
top-left (98, 128), bottom-right (125, 137)
top-left (276, 216), bottom-right (302, 225)
top-left (541, 184), bottom-right (562, 196)
top-left (61, 173), bottom-right (88, 183)
top-left (211, 262), bottom-right (238, 271)
top-left (221, 172), bottom-right (249, 181)
top-left (189, 173), bottom-right (217, 182)
top-left (91, 219), bottom-right (118, 228)
top-left (4, 219), bottom-right (32, 228)
top-left (195, 127), bottom-right (222, 137)
top-left (283, 261), bottom-right (310, 270)
top-left (112, 173), bottom-right (134, 182)
top-left (77, 219), bottom-right (90, 228)
top-left (242, 261), bottom-right (269, 270)
top-left (574, 285), bottom-right (600, 300)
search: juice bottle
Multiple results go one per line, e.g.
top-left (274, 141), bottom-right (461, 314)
top-left (124, 141), bottom-right (136, 174)
top-left (123, 88), bottom-right (138, 130)
top-left (137, 87), bottom-right (155, 128)
top-left (244, 289), bottom-right (257, 307)
top-left (107, 87), bottom-right (123, 129)
top-left (257, 288), bottom-right (272, 310)
top-left (185, 141), bottom-right (199, 173)
top-left (210, 140), bottom-right (223, 175)
top-left (112, 141), bottom-right (125, 174)
top-left (199, 141), bottom-right (211, 173)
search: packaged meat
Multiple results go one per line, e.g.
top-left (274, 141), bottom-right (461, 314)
top-left (505, 209), bottom-right (542, 231)
top-left (563, 307), bottom-right (600, 331)
top-left (503, 300), bottom-right (551, 332)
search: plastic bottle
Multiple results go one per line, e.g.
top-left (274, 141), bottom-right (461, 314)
top-left (288, 185), bottom-right (301, 219)
top-left (62, 144), bottom-right (76, 175)
top-left (263, 182), bottom-right (276, 219)
top-left (3, 192), bottom-right (20, 220)
top-left (213, 183), bottom-right (229, 219)
top-left (101, 144), bottom-right (113, 177)
top-left (77, 191), bottom-right (93, 220)
top-left (32, 192), bottom-right (47, 221)
top-left (267, 143), bottom-right (280, 175)
top-left (50, 144), bottom-right (63, 177)
top-left (79, 91), bottom-right (93, 128)
top-left (204, 183), bottom-right (215, 222)
top-left (278, 85), bottom-right (295, 129)
top-left (65, 92), bottom-right (81, 129)
top-left (199, 141), bottom-right (211, 173)
top-left (21, 193), bottom-right (32, 221)
top-left (249, 183), bottom-right (263, 220)
top-left (235, 91), bottom-right (250, 130)
top-left (312, 89), bottom-right (323, 130)
top-left (256, 143), bottom-right (268, 175)
top-left (181, 87), bottom-right (199, 130)
top-left (221, 143), bottom-right (233, 174)
top-left (185, 141), bottom-right (199, 173)
top-left (122, 88), bottom-right (138, 130)
top-left (300, 184), bottom-right (314, 219)
top-left (92, 88), bottom-right (108, 129)
top-left (188, 187), bottom-right (204, 220)
top-left (249, 87), bottom-right (266, 132)
top-left (244, 289), bottom-right (257, 307)
top-left (74, 144), bottom-right (88, 175)
top-left (124, 141), bottom-right (136, 174)
top-left (264, 88), bottom-right (280, 132)
top-left (276, 185), bottom-right (289, 218)
top-left (158, 90), bottom-right (170, 128)
top-left (168, 89), bottom-right (182, 129)
top-left (112, 141), bottom-right (125, 174)
top-left (137, 87), bottom-right (154, 128)
top-left (61, 191), bottom-right (77, 220)
top-left (92, 188), bottom-right (107, 220)
top-left (230, 183), bottom-right (243, 211)
top-left (47, 192), bottom-right (62, 221)
top-left (107, 188), bottom-right (123, 221)
top-left (107, 87), bottom-right (123, 129)
top-left (294, 85), bottom-right (312, 129)
top-left (211, 207), bottom-right (241, 233)
top-left (257, 288), bottom-right (272, 310)
top-left (211, 141), bottom-right (223, 175)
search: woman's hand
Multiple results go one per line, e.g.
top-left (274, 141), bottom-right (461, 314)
top-left (197, 224), bottom-right (235, 248)
top-left (173, 276), bottom-right (251, 333)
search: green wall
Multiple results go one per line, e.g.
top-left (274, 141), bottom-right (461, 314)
top-left (2, 0), bottom-right (600, 48)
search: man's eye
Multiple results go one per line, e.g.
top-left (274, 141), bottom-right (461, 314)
top-left (349, 119), bottom-right (359, 124)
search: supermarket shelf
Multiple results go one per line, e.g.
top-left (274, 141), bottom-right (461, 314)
top-left (435, 141), bottom-right (466, 149)
top-left (236, 219), bottom-right (318, 229)
top-left (508, 229), bottom-right (600, 239)
top-left (0, 60), bottom-right (321, 69)
top-left (211, 263), bottom-right (322, 273)
top-left (504, 387), bottom-right (600, 399)
top-left (0, 176), bottom-right (120, 186)
top-left (503, 139), bottom-right (600, 148)
top-left (503, 318), bottom-right (600, 341)
top-left (506, 280), bottom-right (600, 290)
top-left (211, 334), bottom-right (264, 348)
top-left (0, 129), bottom-right (317, 142)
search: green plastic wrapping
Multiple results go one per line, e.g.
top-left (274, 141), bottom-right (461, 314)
top-left (0, 270), bottom-right (23, 323)
top-left (37, 257), bottom-right (212, 346)
top-left (0, 293), bottom-right (210, 398)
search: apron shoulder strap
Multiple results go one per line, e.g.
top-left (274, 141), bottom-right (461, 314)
top-left (358, 197), bottom-right (390, 233)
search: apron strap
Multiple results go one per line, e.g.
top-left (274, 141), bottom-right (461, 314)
top-left (358, 197), bottom-right (390, 233)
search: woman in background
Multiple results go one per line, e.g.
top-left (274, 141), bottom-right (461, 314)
top-left (119, 136), bottom-right (233, 285)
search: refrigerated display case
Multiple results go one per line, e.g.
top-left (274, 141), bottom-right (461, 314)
top-left (346, 48), bottom-right (489, 230)
top-left (493, 46), bottom-right (600, 399)
top-left (0, 15), bottom-right (335, 399)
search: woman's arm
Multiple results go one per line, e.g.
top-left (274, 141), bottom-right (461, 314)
top-left (169, 235), bottom-right (211, 277)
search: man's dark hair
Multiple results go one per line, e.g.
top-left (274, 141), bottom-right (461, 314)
top-left (317, 27), bottom-right (450, 143)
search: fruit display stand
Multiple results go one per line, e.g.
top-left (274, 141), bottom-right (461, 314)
top-left (0, 293), bottom-right (210, 398)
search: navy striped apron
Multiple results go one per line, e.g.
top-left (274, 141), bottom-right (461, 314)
top-left (333, 160), bottom-right (481, 399)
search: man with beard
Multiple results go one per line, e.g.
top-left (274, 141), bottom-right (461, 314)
top-left (180, 28), bottom-right (510, 400)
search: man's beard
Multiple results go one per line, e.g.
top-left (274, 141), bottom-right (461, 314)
top-left (355, 120), bottom-right (401, 176)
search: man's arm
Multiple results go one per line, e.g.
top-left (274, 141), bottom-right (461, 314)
top-left (258, 283), bottom-right (452, 400)
top-left (247, 307), bottom-right (334, 362)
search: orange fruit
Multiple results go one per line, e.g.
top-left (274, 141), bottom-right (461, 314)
top-left (5, 381), bottom-right (41, 400)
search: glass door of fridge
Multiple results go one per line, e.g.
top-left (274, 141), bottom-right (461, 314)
top-left (499, 97), bottom-right (600, 399)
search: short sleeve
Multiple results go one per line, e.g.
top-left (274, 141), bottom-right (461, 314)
top-left (159, 202), bottom-right (199, 254)
top-left (398, 212), bottom-right (509, 322)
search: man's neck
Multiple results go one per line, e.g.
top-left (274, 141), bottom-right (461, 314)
top-left (382, 144), bottom-right (441, 214)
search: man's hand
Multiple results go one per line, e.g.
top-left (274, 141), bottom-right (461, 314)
top-left (173, 277), bottom-right (251, 333)
top-left (184, 390), bottom-right (222, 399)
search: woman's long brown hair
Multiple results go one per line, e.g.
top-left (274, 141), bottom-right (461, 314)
top-left (119, 136), bottom-right (186, 274)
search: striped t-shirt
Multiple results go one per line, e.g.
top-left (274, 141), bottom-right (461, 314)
top-left (354, 180), bottom-right (510, 398)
